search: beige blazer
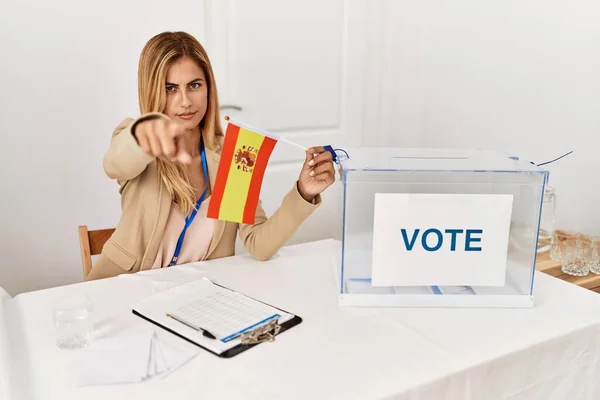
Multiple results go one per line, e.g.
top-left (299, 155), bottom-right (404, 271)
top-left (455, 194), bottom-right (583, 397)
top-left (86, 114), bottom-right (321, 281)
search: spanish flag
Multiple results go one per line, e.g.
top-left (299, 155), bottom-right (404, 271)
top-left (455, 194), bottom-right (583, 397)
top-left (207, 121), bottom-right (278, 225)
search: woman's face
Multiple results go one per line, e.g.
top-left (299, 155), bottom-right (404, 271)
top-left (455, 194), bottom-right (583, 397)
top-left (163, 57), bottom-right (208, 131)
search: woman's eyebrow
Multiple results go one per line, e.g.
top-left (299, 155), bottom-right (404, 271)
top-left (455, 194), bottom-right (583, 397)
top-left (165, 78), bottom-right (204, 86)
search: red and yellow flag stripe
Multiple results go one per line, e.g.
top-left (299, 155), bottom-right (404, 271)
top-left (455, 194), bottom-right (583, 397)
top-left (207, 122), bottom-right (277, 225)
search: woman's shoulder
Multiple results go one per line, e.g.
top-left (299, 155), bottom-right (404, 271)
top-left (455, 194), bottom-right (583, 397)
top-left (204, 133), bottom-right (224, 156)
top-left (214, 135), bottom-right (224, 154)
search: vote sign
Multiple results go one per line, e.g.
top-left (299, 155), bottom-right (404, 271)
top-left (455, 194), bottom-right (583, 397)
top-left (371, 193), bottom-right (514, 287)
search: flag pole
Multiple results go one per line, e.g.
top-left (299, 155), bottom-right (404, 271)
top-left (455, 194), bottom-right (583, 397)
top-left (278, 137), bottom-right (309, 152)
top-left (224, 116), bottom-right (308, 152)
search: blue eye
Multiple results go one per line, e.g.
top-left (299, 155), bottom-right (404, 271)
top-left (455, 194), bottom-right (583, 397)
top-left (166, 85), bottom-right (177, 93)
top-left (190, 82), bottom-right (201, 89)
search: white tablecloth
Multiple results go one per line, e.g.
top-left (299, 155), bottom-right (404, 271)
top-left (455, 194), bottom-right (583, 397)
top-left (1, 287), bottom-right (12, 400)
top-left (4, 239), bottom-right (600, 399)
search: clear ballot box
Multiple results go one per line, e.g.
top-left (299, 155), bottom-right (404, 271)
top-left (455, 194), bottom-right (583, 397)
top-left (333, 148), bottom-right (549, 308)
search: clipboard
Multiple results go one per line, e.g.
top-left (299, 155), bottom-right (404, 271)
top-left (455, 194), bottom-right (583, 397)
top-left (131, 279), bottom-right (302, 358)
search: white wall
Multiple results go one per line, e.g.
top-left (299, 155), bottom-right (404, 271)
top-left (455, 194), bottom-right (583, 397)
top-left (365, 0), bottom-right (600, 236)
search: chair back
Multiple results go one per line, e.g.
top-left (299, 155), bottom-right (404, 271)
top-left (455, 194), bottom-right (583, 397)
top-left (78, 225), bottom-right (115, 279)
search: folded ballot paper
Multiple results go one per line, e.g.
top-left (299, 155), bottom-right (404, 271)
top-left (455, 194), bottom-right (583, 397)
top-left (76, 329), bottom-right (199, 386)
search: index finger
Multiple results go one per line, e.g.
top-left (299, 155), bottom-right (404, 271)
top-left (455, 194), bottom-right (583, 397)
top-left (174, 135), bottom-right (192, 164)
top-left (168, 121), bottom-right (186, 138)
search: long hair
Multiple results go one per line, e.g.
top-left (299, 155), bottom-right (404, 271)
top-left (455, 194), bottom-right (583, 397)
top-left (137, 31), bottom-right (223, 214)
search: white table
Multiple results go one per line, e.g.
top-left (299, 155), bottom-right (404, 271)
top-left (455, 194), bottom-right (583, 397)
top-left (4, 239), bottom-right (600, 399)
top-left (1, 287), bottom-right (12, 400)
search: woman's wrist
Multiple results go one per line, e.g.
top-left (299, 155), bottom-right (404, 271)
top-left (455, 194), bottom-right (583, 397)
top-left (297, 181), bottom-right (315, 203)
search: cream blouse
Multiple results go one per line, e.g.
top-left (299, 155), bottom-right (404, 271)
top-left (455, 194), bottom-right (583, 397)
top-left (151, 195), bottom-right (215, 269)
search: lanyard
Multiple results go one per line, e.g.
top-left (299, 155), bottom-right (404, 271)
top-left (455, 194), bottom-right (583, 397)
top-left (169, 142), bottom-right (209, 266)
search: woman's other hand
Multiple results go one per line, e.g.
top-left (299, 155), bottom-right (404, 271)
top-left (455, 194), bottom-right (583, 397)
top-left (297, 146), bottom-right (335, 202)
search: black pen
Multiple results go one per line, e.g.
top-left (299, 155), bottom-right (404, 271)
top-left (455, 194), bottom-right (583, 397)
top-left (166, 313), bottom-right (217, 339)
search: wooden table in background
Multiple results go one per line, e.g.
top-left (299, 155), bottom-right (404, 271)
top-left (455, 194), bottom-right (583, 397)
top-left (536, 251), bottom-right (600, 294)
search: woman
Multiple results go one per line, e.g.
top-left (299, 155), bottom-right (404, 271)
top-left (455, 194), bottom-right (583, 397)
top-left (86, 31), bottom-right (335, 281)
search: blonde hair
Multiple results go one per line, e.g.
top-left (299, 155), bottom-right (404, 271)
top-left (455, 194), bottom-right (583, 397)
top-left (137, 31), bottom-right (223, 214)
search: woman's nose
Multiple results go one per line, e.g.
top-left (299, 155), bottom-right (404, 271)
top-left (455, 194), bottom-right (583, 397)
top-left (180, 90), bottom-right (192, 107)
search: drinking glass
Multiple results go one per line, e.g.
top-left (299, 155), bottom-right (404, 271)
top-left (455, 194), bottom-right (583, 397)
top-left (550, 229), bottom-right (578, 262)
top-left (537, 186), bottom-right (556, 253)
top-left (561, 238), bottom-right (592, 277)
top-left (53, 293), bottom-right (94, 349)
top-left (589, 238), bottom-right (600, 275)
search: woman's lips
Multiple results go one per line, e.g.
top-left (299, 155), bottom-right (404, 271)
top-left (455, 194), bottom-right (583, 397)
top-left (177, 112), bottom-right (196, 120)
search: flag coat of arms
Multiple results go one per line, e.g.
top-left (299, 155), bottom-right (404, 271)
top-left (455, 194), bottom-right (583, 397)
top-left (207, 121), bottom-right (278, 225)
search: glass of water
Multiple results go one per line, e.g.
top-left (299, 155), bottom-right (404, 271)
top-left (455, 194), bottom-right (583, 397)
top-left (53, 293), bottom-right (94, 349)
